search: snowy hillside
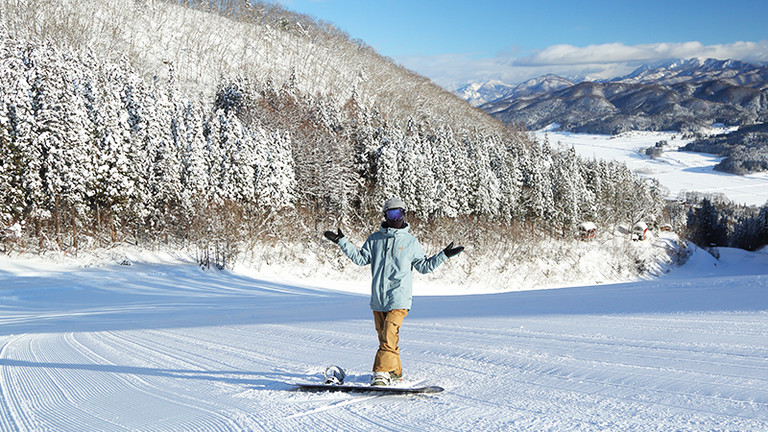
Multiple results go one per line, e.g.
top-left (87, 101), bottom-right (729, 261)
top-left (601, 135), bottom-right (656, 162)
top-left (0, 19), bottom-right (668, 288)
top-left (1, 247), bottom-right (767, 431)
top-left (0, 0), bottom-right (492, 132)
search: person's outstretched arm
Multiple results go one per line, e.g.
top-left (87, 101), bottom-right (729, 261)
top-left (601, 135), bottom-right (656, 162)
top-left (325, 228), bottom-right (372, 267)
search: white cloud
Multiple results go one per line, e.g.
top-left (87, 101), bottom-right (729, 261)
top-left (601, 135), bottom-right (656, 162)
top-left (517, 41), bottom-right (768, 66)
top-left (395, 40), bottom-right (768, 90)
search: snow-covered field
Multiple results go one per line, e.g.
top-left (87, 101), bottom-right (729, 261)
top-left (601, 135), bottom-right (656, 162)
top-left (1, 246), bottom-right (767, 431)
top-left (535, 129), bottom-right (768, 206)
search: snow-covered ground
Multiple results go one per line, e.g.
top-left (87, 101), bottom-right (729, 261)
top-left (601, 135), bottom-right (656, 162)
top-left (535, 129), bottom-right (768, 206)
top-left (1, 246), bottom-right (767, 431)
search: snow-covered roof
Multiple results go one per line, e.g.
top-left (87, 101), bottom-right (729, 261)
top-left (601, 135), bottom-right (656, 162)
top-left (578, 222), bottom-right (597, 231)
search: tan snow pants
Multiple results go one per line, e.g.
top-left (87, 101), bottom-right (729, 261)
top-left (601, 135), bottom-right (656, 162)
top-left (372, 309), bottom-right (409, 375)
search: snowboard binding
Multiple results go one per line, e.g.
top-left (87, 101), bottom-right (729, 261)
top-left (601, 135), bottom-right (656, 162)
top-left (324, 365), bottom-right (346, 385)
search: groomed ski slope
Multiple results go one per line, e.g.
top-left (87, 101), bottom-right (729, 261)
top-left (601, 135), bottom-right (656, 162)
top-left (1, 247), bottom-right (767, 431)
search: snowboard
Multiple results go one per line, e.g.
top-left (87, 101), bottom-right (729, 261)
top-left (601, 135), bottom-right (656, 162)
top-left (293, 365), bottom-right (443, 394)
top-left (294, 382), bottom-right (444, 395)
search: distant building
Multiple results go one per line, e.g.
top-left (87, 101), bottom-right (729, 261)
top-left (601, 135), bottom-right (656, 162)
top-left (578, 222), bottom-right (597, 241)
top-left (632, 222), bottom-right (648, 241)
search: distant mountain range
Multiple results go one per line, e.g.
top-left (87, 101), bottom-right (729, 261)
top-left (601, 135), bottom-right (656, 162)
top-left (459, 58), bottom-right (768, 135)
top-left (455, 58), bottom-right (768, 175)
top-left (619, 58), bottom-right (768, 88)
top-left (454, 80), bottom-right (517, 106)
top-left (455, 74), bottom-right (574, 106)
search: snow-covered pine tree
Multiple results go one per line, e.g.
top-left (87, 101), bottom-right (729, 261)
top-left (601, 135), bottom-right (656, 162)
top-left (428, 126), bottom-right (452, 217)
top-left (597, 160), bottom-right (635, 224)
top-left (688, 198), bottom-right (728, 247)
top-left (550, 146), bottom-right (585, 229)
top-left (520, 140), bottom-right (554, 222)
top-left (12, 42), bottom-right (49, 241)
top-left (431, 125), bottom-right (473, 217)
top-left (56, 49), bottom-right (97, 249)
top-left (411, 133), bottom-right (439, 217)
top-left (142, 73), bottom-right (184, 234)
top-left (730, 211), bottom-right (763, 251)
top-left (757, 205), bottom-right (768, 248)
top-left (179, 100), bottom-right (209, 210)
top-left (215, 109), bottom-right (256, 204)
top-left (579, 158), bottom-right (604, 223)
top-left (85, 60), bottom-right (140, 240)
top-left (469, 136), bottom-right (501, 216)
top-left (254, 129), bottom-right (296, 210)
top-left (373, 126), bottom-right (401, 207)
top-left (344, 98), bottom-right (382, 215)
top-left (396, 132), bottom-right (435, 217)
top-left (0, 36), bottom-right (31, 228)
top-left (448, 135), bottom-right (474, 217)
top-left (27, 43), bottom-right (88, 248)
top-left (489, 134), bottom-right (524, 220)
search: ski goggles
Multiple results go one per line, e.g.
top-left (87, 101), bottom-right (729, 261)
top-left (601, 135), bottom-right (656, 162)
top-left (384, 208), bottom-right (405, 221)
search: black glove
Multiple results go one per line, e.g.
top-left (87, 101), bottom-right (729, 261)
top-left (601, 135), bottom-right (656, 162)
top-left (323, 228), bottom-right (344, 244)
top-left (443, 242), bottom-right (464, 258)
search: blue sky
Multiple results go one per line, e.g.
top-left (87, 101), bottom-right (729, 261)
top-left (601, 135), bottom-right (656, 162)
top-left (271, 0), bottom-right (768, 88)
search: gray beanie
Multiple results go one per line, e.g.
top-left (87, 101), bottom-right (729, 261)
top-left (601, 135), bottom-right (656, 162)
top-left (382, 197), bottom-right (406, 212)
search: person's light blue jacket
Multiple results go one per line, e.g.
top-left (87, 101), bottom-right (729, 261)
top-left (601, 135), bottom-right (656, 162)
top-left (337, 223), bottom-right (447, 312)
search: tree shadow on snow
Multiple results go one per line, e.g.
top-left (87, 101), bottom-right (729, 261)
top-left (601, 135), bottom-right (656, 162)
top-left (1, 260), bottom-right (766, 337)
top-left (0, 261), bottom-right (370, 336)
top-left (413, 275), bottom-right (768, 320)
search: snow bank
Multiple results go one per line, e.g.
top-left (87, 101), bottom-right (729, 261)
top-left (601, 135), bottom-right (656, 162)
top-left (0, 227), bottom-right (685, 297)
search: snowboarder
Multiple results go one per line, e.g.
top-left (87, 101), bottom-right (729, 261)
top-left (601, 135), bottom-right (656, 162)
top-left (324, 198), bottom-right (464, 386)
